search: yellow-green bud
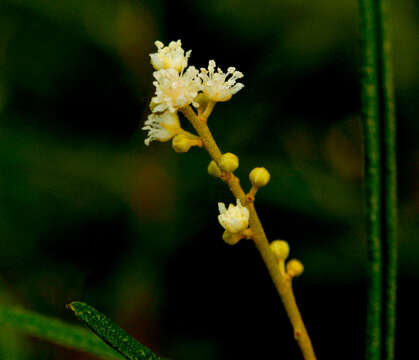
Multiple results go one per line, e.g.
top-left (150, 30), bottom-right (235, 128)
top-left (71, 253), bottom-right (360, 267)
top-left (222, 230), bottom-right (242, 245)
top-left (208, 160), bottom-right (222, 178)
top-left (270, 240), bottom-right (290, 261)
top-left (219, 152), bottom-right (239, 172)
top-left (172, 134), bottom-right (193, 153)
top-left (249, 167), bottom-right (270, 188)
top-left (286, 259), bottom-right (304, 277)
top-left (195, 93), bottom-right (209, 110)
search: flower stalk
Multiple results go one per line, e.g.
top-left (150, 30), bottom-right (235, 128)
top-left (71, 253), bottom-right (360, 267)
top-left (182, 105), bottom-right (316, 360)
top-left (144, 40), bottom-right (316, 359)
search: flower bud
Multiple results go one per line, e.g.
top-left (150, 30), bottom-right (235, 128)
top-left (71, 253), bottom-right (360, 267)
top-left (270, 240), bottom-right (290, 261)
top-left (222, 230), bottom-right (242, 245)
top-left (249, 167), bottom-right (270, 188)
top-left (286, 259), bottom-right (304, 277)
top-left (172, 134), bottom-right (193, 153)
top-left (208, 160), bottom-right (222, 178)
top-left (219, 152), bottom-right (239, 172)
top-left (195, 93), bottom-right (209, 110)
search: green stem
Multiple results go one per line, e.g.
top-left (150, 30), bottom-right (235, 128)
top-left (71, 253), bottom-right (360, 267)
top-left (359, 1), bottom-right (382, 359)
top-left (376, 0), bottom-right (398, 358)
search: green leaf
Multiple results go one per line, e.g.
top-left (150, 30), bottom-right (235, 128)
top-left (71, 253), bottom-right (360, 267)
top-left (359, 1), bottom-right (383, 358)
top-left (376, 1), bottom-right (398, 359)
top-left (0, 304), bottom-right (123, 359)
top-left (359, 0), bottom-right (398, 359)
top-left (68, 302), bottom-right (160, 360)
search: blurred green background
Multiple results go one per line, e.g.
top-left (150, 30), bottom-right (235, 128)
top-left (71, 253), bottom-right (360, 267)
top-left (0, 0), bottom-right (417, 359)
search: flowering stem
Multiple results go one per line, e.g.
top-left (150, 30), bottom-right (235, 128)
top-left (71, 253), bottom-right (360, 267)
top-left (181, 105), bottom-right (316, 360)
top-left (181, 106), bottom-right (223, 162)
top-left (202, 101), bottom-right (216, 120)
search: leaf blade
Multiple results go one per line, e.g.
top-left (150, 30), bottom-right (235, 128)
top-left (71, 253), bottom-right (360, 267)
top-left (68, 302), bottom-right (160, 360)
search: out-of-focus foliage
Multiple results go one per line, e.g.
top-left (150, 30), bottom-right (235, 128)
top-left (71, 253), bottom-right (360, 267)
top-left (0, 303), bottom-right (123, 359)
top-left (0, 0), bottom-right (417, 359)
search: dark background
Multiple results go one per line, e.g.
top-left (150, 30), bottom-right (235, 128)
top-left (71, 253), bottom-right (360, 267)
top-left (0, 0), bottom-right (417, 359)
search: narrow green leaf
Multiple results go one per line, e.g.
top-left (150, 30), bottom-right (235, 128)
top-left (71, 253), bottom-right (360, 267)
top-left (358, 0), bottom-right (382, 359)
top-left (376, 0), bottom-right (398, 358)
top-left (68, 302), bottom-right (160, 360)
top-left (0, 304), bottom-right (123, 359)
top-left (359, 0), bottom-right (398, 359)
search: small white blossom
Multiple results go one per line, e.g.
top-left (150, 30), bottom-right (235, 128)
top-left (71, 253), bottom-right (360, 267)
top-left (150, 40), bottom-right (191, 73)
top-left (199, 60), bottom-right (244, 102)
top-left (142, 111), bottom-right (182, 146)
top-left (151, 67), bottom-right (201, 113)
top-left (218, 199), bottom-right (249, 233)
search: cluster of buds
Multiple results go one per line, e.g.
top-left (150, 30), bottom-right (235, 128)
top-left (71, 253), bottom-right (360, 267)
top-left (207, 152), bottom-right (240, 178)
top-left (143, 40), bottom-right (244, 148)
top-left (270, 240), bottom-right (304, 278)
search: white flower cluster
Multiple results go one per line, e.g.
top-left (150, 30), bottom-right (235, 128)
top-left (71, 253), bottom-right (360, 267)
top-left (143, 40), bottom-right (244, 146)
top-left (199, 60), bottom-right (244, 102)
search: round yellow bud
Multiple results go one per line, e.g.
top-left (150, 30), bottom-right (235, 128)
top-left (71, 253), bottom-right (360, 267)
top-left (172, 134), bottom-right (193, 153)
top-left (249, 167), bottom-right (271, 188)
top-left (208, 160), bottom-right (222, 178)
top-left (286, 259), bottom-right (304, 277)
top-left (222, 230), bottom-right (242, 245)
top-left (219, 152), bottom-right (239, 172)
top-left (270, 240), bottom-right (290, 261)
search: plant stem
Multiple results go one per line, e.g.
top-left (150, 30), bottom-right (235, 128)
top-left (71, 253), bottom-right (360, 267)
top-left (181, 106), bottom-right (316, 360)
top-left (376, 0), bottom-right (397, 358)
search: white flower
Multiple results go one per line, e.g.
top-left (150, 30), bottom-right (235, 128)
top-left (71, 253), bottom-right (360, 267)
top-left (218, 199), bottom-right (249, 233)
top-left (150, 40), bottom-right (191, 73)
top-left (142, 111), bottom-right (182, 146)
top-left (151, 67), bottom-right (201, 113)
top-left (199, 60), bottom-right (244, 102)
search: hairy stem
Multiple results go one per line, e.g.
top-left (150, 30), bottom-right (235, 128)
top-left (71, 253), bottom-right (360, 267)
top-left (181, 106), bottom-right (316, 360)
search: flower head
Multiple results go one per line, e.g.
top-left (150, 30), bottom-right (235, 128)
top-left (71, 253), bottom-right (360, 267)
top-left (151, 67), bottom-right (201, 113)
top-left (218, 199), bottom-right (249, 233)
top-left (199, 60), bottom-right (244, 102)
top-left (150, 40), bottom-right (191, 73)
top-left (142, 111), bottom-right (182, 146)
